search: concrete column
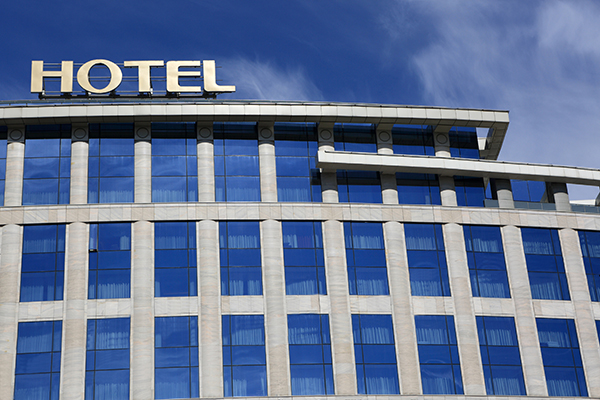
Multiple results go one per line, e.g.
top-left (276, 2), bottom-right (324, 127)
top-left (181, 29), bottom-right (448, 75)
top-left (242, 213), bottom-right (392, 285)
top-left (198, 220), bottom-right (222, 397)
top-left (4, 127), bottom-right (25, 206)
top-left (384, 222), bottom-right (421, 394)
top-left (318, 124), bottom-right (338, 203)
top-left (322, 220), bottom-right (355, 394)
top-left (61, 222), bottom-right (88, 400)
top-left (501, 226), bottom-right (547, 396)
top-left (381, 174), bottom-right (399, 205)
top-left (433, 126), bottom-right (451, 157)
top-left (0, 225), bottom-right (22, 399)
top-left (258, 124), bottom-right (277, 202)
top-left (131, 221), bottom-right (154, 399)
top-left (261, 220), bottom-right (290, 395)
top-left (494, 178), bottom-right (514, 209)
top-left (376, 124), bottom-right (398, 205)
top-left (439, 175), bottom-right (457, 206)
top-left (197, 124), bottom-right (214, 202)
top-left (550, 182), bottom-right (571, 212)
top-left (70, 125), bottom-right (89, 205)
top-left (559, 228), bottom-right (600, 397)
top-left (443, 223), bottom-right (486, 395)
top-left (376, 124), bottom-right (393, 155)
top-left (134, 123), bottom-right (152, 203)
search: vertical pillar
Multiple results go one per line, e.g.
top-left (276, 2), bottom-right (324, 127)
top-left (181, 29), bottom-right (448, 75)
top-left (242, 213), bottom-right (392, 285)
top-left (439, 175), bottom-right (457, 206)
top-left (197, 124), bottom-right (215, 202)
top-left (550, 182), bottom-right (571, 212)
top-left (318, 124), bottom-right (338, 203)
top-left (377, 124), bottom-right (398, 205)
top-left (198, 220), bottom-right (222, 397)
top-left (131, 221), bottom-right (154, 399)
top-left (70, 125), bottom-right (89, 205)
top-left (5, 127), bottom-right (25, 206)
top-left (443, 223), bottom-right (486, 394)
top-left (61, 223), bottom-right (88, 400)
top-left (560, 228), bottom-right (600, 397)
top-left (134, 123), bottom-right (152, 203)
top-left (258, 124), bottom-right (277, 202)
top-left (323, 220), bottom-right (355, 394)
top-left (494, 178), bottom-right (514, 208)
top-left (384, 222), bottom-right (421, 394)
top-left (502, 226), bottom-right (547, 396)
top-left (0, 225), bottom-right (22, 399)
top-left (261, 220), bottom-right (290, 395)
top-left (433, 126), bottom-right (451, 157)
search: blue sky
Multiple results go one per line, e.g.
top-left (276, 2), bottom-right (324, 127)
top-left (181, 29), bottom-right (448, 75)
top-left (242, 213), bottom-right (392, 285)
top-left (3, 0), bottom-right (600, 198)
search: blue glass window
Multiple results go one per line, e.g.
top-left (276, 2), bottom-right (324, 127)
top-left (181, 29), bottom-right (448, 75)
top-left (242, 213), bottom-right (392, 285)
top-left (155, 317), bottom-right (199, 399)
top-left (415, 315), bottom-right (463, 394)
top-left (476, 316), bottom-right (526, 395)
top-left (86, 318), bottom-right (130, 400)
top-left (455, 176), bottom-right (485, 207)
top-left (282, 221), bottom-right (325, 295)
top-left (222, 315), bottom-right (267, 397)
top-left (537, 318), bottom-right (587, 397)
top-left (151, 123), bottom-right (198, 202)
top-left (344, 222), bottom-right (389, 295)
top-left (449, 127), bottom-right (479, 159)
top-left (220, 221), bottom-right (262, 295)
top-left (335, 124), bottom-right (382, 203)
top-left (522, 228), bottom-right (569, 300)
top-left (274, 123), bottom-right (321, 202)
top-left (392, 124), bottom-right (435, 156)
top-left (214, 123), bottom-right (260, 202)
top-left (352, 314), bottom-right (399, 394)
top-left (405, 223), bottom-right (450, 296)
top-left (23, 125), bottom-right (70, 205)
top-left (155, 222), bottom-right (197, 297)
top-left (15, 320), bottom-right (62, 400)
top-left (577, 230), bottom-right (600, 301)
top-left (88, 124), bottom-right (134, 204)
top-left (21, 224), bottom-right (65, 302)
top-left (396, 173), bottom-right (441, 205)
top-left (89, 223), bottom-right (131, 299)
top-left (464, 225), bottom-right (510, 298)
top-left (0, 126), bottom-right (8, 205)
top-left (288, 314), bottom-right (334, 395)
top-left (512, 180), bottom-right (547, 202)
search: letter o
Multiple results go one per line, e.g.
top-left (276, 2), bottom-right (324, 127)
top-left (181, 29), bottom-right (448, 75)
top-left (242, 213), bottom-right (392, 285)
top-left (77, 59), bottom-right (123, 94)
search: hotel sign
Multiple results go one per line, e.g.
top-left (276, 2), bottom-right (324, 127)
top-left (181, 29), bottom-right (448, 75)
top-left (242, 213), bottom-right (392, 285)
top-left (31, 59), bottom-right (235, 98)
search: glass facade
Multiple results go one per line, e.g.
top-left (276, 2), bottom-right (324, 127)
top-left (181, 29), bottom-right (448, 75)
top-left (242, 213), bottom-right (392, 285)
top-left (344, 222), bottom-right (389, 295)
top-left (392, 125), bottom-right (435, 156)
top-left (449, 127), bottom-right (479, 159)
top-left (86, 318), bottom-right (130, 400)
top-left (155, 222), bottom-right (197, 297)
top-left (512, 180), bottom-right (547, 202)
top-left (578, 230), bottom-right (600, 301)
top-left (288, 314), bottom-right (334, 395)
top-left (455, 176), bottom-right (486, 207)
top-left (0, 126), bottom-right (5, 206)
top-left (405, 223), bottom-right (451, 296)
top-left (282, 221), bottom-right (326, 295)
top-left (464, 225), bottom-right (510, 298)
top-left (220, 221), bottom-right (262, 296)
top-left (522, 228), bottom-right (569, 300)
top-left (222, 315), bottom-right (267, 397)
top-left (23, 125), bottom-right (70, 205)
top-left (89, 223), bottom-right (131, 299)
top-left (20, 224), bottom-right (65, 302)
top-left (352, 314), bottom-right (399, 394)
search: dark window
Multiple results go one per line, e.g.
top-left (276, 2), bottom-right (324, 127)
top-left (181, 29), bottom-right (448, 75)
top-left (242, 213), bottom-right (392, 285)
top-left (282, 221), bottom-right (326, 295)
top-left (222, 315), bottom-right (267, 397)
top-left (23, 125), bottom-right (70, 205)
top-left (405, 223), bottom-right (450, 296)
top-left (214, 123), bottom-right (260, 202)
top-left (0, 126), bottom-right (8, 205)
top-left (274, 123), bottom-right (321, 202)
top-left (537, 318), bottom-right (587, 396)
top-left (455, 176), bottom-right (485, 207)
top-left (396, 173), bottom-right (441, 205)
top-left (415, 315), bottom-right (463, 394)
top-left (577, 230), bottom-right (600, 301)
top-left (345, 222), bottom-right (389, 295)
top-left (155, 222), bottom-right (197, 297)
top-left (88, 124), bottom-right (134, 203)
top-left (288, 314), bottom-right (334, 395)
top-left (20, 224), bottom-right (65, 302)
top-left (476, 316), bottom-right (526, 395)
top-left (511, 180), bottom-right (547, 202)
top-left (89, 223), bottom-right (131, 299)
top-left (449, 127), bottom-right (479, 159)
top-left (464, 225), bottom-right (510, 298)
top-left (522, 228), bottom-right (569, 300)
top-left (151, 123), bottom-right (198, 202)
top-left (220, 222), bottom-right (262, 295)
top-left (86, 318), bottom-right (130, 400)
top-left (155, 316), bottom-right (199, 399)
top-left (392, 125), bottom-right (435, 156)
top-left (14, 320), bottom-right (62, 400)
top-left (352, 314), bottom-right (399, 394)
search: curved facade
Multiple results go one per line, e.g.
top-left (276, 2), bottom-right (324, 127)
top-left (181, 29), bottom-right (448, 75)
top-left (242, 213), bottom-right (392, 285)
top-left (1, 99), bottom-right (600, 400)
